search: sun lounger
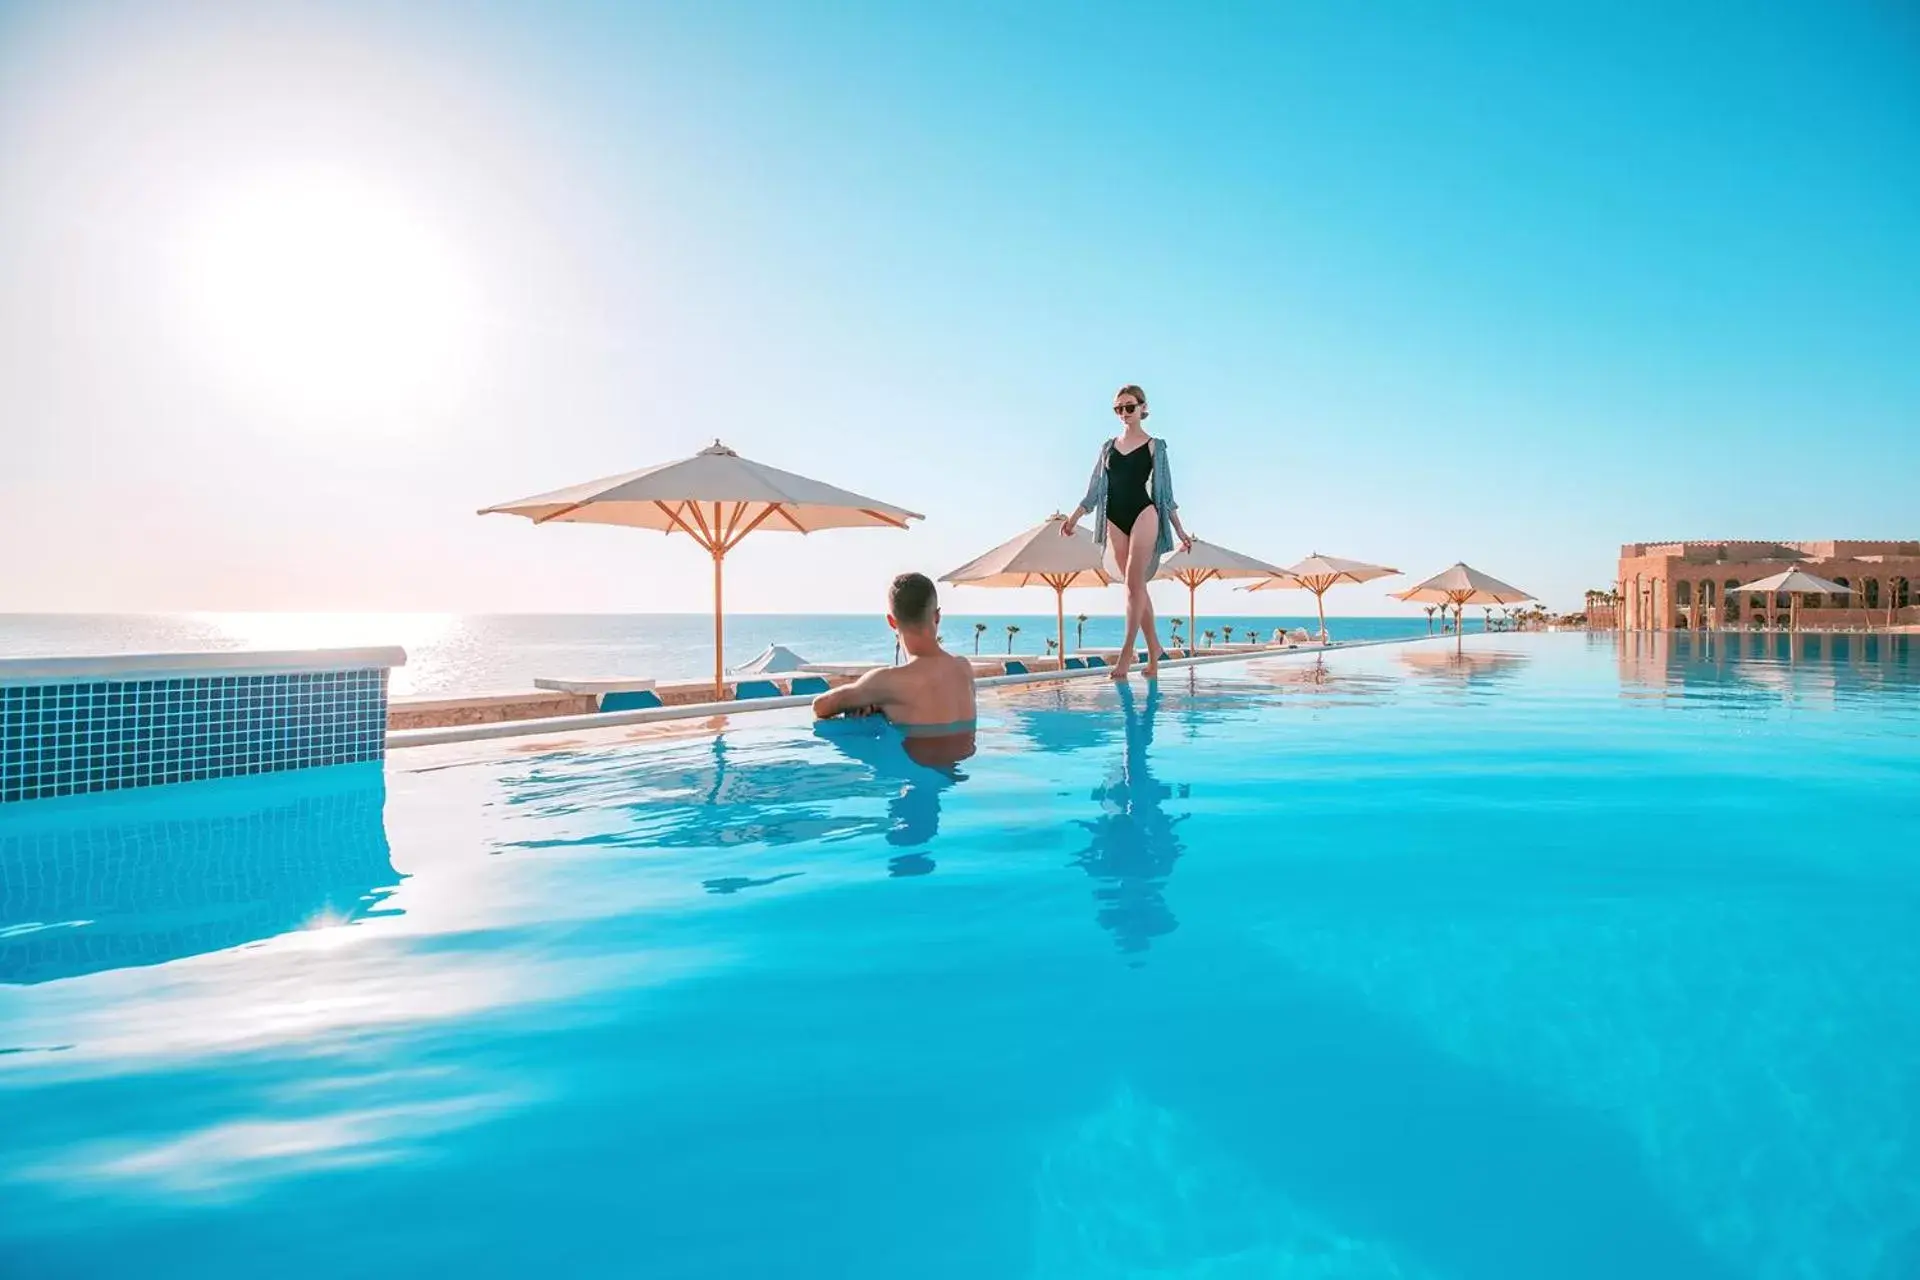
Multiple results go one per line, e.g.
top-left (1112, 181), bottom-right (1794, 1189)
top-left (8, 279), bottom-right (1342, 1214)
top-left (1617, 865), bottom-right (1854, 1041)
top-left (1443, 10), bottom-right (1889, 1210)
top-left (1085, 655), bottom-right (1107, 668)
top-left (735, 679), bottom-right (782, 699)
top-left (1063, 657), bottom-right (1086, 669)
top-left (789, 675), bottom-right (830, 696)
top-left (533, 676), bottom-right (663, 712)
top-left (1003, 660), bottom-right (1030, 675)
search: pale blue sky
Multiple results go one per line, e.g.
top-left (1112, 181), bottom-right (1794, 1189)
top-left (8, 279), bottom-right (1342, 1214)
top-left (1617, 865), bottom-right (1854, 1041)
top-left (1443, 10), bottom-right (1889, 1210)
top-left (1, 1), bottom-right (1915, 616)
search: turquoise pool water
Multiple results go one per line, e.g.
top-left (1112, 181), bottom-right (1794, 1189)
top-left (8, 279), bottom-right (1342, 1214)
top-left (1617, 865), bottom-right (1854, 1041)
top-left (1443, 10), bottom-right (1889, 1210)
top-left (3, 633), bottom-right (1917, 1279)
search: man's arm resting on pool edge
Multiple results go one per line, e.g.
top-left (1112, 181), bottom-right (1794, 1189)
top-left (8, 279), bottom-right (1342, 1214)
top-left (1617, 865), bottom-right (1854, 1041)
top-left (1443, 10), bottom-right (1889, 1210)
top-left (812, 668), bottom-right (893, 720)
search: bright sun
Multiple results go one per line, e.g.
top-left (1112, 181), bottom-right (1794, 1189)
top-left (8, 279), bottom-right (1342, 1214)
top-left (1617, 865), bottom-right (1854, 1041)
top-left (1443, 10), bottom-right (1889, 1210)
top-left (179, 169), bottom-right (479, 417)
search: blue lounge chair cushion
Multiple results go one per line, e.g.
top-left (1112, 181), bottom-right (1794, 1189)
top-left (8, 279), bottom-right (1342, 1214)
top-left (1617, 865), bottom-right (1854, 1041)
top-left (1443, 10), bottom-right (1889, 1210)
top-left (735, 679), bottom-right (781, 700)
top-left (1003, 660), bottom-right (1029, 675)
top-left (599, 689), bottom-right (663, 712)
top-left (1086, 655), bottom-right (1106, 668)
top-left (789, 676), bottom-right (829, 696)
top-left (1063, 657), bottom-right (1085, 669)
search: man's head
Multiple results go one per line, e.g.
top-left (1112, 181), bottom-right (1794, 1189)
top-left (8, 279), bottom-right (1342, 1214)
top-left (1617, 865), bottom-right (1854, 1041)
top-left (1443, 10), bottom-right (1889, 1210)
top-left (888, 572), bottom-right (940, 638)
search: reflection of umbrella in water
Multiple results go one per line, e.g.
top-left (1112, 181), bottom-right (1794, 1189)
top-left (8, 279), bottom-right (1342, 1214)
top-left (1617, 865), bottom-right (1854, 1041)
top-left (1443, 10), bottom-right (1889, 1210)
top-left (1393, 562), bottom-right (1534, 652)
top-left (1239, 655), bottom-right (1399, 705)
top-left (1072, 681), bottom-right (1189, 961)
top-left (480, 441), bottom-right (922, 699)
top-left (1398, 646), bottom-right (1533, 684)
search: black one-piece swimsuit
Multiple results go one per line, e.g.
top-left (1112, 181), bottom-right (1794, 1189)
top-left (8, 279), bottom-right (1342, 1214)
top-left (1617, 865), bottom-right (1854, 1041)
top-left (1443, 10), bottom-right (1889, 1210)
top-left (1105, 440), bottom-right (1155, 537)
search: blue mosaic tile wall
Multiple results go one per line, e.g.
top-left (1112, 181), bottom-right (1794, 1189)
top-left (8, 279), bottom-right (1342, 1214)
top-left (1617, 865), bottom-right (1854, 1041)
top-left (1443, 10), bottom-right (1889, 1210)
top-left (1, 669), bottom-right (389, 805)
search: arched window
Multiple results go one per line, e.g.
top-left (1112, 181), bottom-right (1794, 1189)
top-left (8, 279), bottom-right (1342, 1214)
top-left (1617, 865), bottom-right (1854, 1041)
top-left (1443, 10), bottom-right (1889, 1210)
top-left (1865, 579), bottom-right (1882, 610)
top-left (1833, 576), bottom-right (1850, 607)
top-left (1723, 579), bottom-right (1742, 621)
top-left (1896, 577), bottom-right (1912, 610)
top-left (1675, 580), bottom-right (1693, 606)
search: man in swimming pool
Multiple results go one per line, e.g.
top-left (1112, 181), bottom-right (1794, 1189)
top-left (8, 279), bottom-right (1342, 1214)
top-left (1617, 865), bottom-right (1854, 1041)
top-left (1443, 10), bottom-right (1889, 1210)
top-left (812, 572), bottom-right (976, 767)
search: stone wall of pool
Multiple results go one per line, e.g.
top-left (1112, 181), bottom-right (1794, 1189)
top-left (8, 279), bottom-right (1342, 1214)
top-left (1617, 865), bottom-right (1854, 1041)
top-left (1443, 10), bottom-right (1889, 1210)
top-left (0, 648), bottom-right (406, 805)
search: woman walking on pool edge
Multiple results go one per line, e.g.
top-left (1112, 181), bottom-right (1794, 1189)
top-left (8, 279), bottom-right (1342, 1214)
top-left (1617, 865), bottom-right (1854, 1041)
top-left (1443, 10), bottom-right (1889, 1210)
top-left (1062, 383), bottom-right (1194, 680)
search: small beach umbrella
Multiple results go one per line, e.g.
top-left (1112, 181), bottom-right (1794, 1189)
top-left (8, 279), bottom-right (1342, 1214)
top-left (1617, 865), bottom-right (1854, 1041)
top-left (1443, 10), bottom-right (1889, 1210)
top-left (732, 644), bottom-right (814, 676)
top-left (1154, 539), bottom-right (1292, 655)
top-left (480, 440), bottom-right (922, 700)
top-left (1244, 553), bottom-right (1402, 644)
top-left (940, 514), bottom-right (1112, 662)
top-left (1733, 567), bottom-right (1851, 633)
top-left (1392, 562), bottom-right (1534, 651)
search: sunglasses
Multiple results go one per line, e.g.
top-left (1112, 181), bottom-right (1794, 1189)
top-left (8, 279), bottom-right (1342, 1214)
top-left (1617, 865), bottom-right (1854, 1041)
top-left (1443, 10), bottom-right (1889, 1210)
top-left (1113, 402), bottom-right (1142, 415)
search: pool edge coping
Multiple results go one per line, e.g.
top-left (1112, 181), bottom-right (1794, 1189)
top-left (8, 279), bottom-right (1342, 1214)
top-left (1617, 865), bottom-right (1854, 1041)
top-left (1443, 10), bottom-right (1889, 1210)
top-left (385, 634), bottom-right (1458, 751)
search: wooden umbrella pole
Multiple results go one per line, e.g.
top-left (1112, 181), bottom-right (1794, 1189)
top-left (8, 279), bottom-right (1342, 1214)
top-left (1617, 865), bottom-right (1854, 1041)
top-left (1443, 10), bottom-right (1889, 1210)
top-left (1188, 581), bottom-right (1197, 657)
top-left (1316, 588), bottom-right (1329, 644)
top-left (712, 548), bottom-right (726, 701)
top-left (1054, 579), bottom-right (1067, 669)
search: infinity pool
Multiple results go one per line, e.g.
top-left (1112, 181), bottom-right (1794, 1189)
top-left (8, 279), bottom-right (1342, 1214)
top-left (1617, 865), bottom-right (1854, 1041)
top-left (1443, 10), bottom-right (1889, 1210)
top-left (3, 633), bottom-right (1918, 1279)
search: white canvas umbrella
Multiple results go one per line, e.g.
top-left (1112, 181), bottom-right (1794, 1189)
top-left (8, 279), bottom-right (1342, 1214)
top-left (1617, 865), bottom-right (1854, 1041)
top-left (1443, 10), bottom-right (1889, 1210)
top-left (732, 644), bottom-right (814, 676)
top-left (940, 514), bottom-right (1113, 662)
top-left (1733, 567), bottom-right (1851, 633)
top-left (1244, 553), bottom-right (1402, 643)
top-left (480, 440), bottom-right (922, 699)
top-left (1392, 562), bottom-right (1534, 651)
top-left (1154, 539), bottom-right (1291, 654)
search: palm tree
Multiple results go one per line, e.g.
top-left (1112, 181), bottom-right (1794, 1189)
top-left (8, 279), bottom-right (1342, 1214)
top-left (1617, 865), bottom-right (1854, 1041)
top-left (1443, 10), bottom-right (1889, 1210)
top-left (973, 622), bottom-right (987, 654)
top-left (1045, 637), bottom-right (1059, 657)
top-left (1076, 613), bottom-right (1089, 649)
top-left (1222, 624), bottom-right (1235, 645)
top-left (1424, 604), bottom-right (1437, 634)
top-left (1482, 605), bottom-right (1493, 633)
top-left (1169, 618), bottom-right (1185, 652)
top-left (1203, 629), bottom-right (1216, 648)
top-left (1005, 623), bottom-right (1020, 654)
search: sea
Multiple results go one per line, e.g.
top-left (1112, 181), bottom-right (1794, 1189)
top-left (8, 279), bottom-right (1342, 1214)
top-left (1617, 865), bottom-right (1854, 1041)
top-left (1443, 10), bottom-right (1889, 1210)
top-left (0, 613), bottom-right (1447, 698)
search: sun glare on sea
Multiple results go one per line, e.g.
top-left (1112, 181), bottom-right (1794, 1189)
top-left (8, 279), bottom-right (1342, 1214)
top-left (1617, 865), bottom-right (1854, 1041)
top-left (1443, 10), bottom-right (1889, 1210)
top-left (178, 169), bottom-right (479, 420)
top-left (196, 613), bottom-right (456, 697)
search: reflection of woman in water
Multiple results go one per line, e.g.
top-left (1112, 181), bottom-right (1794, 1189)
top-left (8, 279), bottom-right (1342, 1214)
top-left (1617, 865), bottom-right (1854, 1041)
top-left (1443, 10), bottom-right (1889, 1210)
top-left (1073, 681), bottom-right (1188, 958)
top-left (1061, 384), bottom-right (1195, 682)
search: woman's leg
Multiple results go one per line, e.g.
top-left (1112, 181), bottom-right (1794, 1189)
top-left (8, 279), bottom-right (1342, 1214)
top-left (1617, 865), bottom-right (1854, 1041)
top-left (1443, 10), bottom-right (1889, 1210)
top-left (1126, 509), bottom-right (1163, 677)
top-left (1109, 521), bottom-right (1137, 678)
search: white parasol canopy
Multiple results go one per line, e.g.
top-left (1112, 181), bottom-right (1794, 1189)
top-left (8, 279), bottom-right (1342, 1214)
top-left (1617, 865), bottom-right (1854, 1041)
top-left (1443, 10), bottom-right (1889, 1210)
top-left (1393, 562), bottom-right (1535, 650)
top-left (940, 514), bottom-right (1112, 661)
top-left (481, 440), bottom-right (923, 698)
top-left (1155, 539), bottom-right (1290, 654)
top-left (1245, 553), bottom-right (1402, 643)
top-left (1733, 567), bottom-right (1852, 632)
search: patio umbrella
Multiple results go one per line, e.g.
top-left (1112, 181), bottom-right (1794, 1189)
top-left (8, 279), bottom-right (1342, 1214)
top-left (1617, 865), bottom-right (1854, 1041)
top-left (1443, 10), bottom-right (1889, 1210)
top-left (1393, 562), bottom-right (1534, 651)
top-left (480, 440), bottom-right (922, 699)
top-left (940, 514), bottom-right (1112, 663)
top-left (1154, 539), bottom-right (1291, 654)
top-left (1244, 553), bottom-right (1402, 643)
top-left (1733, 567), bottom-right (1851, 633)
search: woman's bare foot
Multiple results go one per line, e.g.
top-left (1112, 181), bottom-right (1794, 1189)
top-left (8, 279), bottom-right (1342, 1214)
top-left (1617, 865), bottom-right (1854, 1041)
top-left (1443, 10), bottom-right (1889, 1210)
top-left (1108, 661), bottom-right (1130, 681)
top-left (1143, 657), bottom-right (1160, 679)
